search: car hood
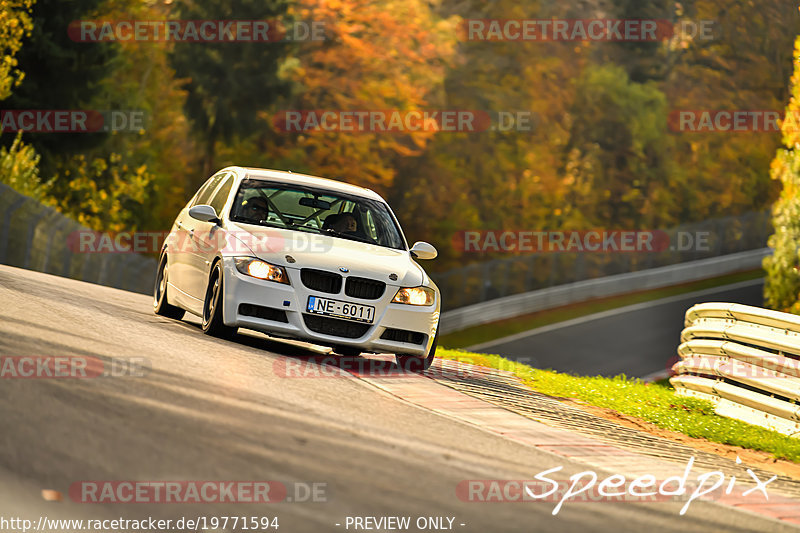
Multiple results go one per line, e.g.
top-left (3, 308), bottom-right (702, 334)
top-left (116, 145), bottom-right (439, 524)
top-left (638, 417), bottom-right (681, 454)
top-left (225, 222), bottom-right (428, 287)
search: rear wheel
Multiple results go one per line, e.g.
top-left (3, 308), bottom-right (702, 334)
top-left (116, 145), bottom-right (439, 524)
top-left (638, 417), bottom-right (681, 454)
top-left (202, 262), bottom-right (237, 338)
top-left (395, 330), bottom-right (438, 372)
top-left (154, 256), bottom-right (185, 319)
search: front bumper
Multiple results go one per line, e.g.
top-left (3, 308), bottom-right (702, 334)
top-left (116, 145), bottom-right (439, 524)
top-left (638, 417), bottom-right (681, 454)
top-left (220, 257), bottom-right (439, 357)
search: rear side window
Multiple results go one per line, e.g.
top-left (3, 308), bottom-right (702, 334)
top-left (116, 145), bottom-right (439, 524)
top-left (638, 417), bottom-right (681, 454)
top-left (209, 176), bottom-right (234, 215)
top-left (192, 172), bottom-right (227, 207)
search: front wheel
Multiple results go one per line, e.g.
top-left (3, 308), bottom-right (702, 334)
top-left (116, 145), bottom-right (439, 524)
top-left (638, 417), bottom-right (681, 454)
top-left (395, 330), bottom-right (438, 372)
top-left (154, 256), bottom-right (185, 319)
top-left (202, 262), bottom-right (237, 338)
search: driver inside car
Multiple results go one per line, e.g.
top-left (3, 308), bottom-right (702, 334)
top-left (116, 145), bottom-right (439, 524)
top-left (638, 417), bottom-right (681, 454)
top-left (241, 196), bottom-right (269, 223)
top-left (332, 213), bottom-right (358, 234)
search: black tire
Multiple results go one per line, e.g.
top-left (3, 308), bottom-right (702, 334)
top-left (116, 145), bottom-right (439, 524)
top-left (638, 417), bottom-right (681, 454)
top-left (154, 256), bottom-right (185, 319)
top-left (202, 262), bottom-right (237, 338)
top-left (395, 330), bottom-right (438, 372)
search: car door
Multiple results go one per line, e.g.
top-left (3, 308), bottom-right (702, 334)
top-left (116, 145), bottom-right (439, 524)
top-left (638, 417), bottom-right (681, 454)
top-left (172, 172), bottom-right (228, 302)
top-left (186, 174), bottom-right (235, 299)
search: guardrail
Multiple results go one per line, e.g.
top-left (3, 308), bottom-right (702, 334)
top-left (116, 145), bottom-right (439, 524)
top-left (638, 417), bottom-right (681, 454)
top-left (671, 302), bottom-right (800, 437)
top-left (440, 249), bottom-right (768, 334)
top-left (0, 182), bottom-right (155, 294)
top-left (432, 211), bottom-right (771, 311)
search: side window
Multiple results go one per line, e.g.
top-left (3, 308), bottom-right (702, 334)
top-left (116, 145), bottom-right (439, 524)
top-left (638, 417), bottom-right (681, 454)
top-left (208, 176), bottom-right (234, 215)
top-left (192, 173), bottom-right (226, 207)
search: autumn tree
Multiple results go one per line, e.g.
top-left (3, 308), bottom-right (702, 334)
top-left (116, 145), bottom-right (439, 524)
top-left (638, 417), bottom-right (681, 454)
top-left (764, 37), bottom-right (800, 313)
top-left (0, 0), bottom-right (41, 199)
top-left (661, 0), bottom-right (796, 223)
top-left (393, 0), bottom-right (585, 267)
top-left (0, 0), bottom-right (34, 100)
top-left (248, 0), bottom-right (460, 193)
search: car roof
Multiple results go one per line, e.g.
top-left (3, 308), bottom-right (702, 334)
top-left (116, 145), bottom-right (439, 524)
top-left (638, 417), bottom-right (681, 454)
top-left (222, 166), bottom-right (385, 202)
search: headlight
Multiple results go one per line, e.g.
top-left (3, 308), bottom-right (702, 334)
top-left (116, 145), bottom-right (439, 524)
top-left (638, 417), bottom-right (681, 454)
top-left (234, 257), bottom-right (290, 284)
top-left (392, 286), bottom-right (435, 306)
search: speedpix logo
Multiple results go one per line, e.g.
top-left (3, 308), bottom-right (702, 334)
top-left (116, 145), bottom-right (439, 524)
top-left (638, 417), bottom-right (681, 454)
top-left (457, 457), bottom-right (776, 516)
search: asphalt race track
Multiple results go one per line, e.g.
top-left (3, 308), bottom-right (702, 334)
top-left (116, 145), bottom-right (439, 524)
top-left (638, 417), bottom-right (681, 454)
top-left (470, 279), bottom-right (764, 379)
top-left (0, 267), bottom-right (792, 532)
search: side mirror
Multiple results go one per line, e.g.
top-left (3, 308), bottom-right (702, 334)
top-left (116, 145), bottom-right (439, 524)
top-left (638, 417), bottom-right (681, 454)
top-left (410, 241), bottom-right (437, 260)
top-left (188, 204), bottom-right (220, 224)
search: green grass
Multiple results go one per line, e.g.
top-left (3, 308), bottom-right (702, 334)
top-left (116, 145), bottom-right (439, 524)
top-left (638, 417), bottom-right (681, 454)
top-left (436, 348), bottom-right (800, 463)
top-left (440, 269), bottom-right (764, 348)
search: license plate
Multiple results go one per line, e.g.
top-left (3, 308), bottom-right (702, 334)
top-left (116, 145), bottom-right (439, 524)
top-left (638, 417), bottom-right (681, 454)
top-left (307, 296), bottom-right (375, 323)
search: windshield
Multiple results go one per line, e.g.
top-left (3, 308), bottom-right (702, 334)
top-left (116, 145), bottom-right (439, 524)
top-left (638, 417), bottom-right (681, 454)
top-left (229, 179), bottom-right (407, 250)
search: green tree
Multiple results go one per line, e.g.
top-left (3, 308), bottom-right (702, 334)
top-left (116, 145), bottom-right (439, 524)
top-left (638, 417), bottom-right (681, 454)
top-left (562, 64), bottom-right (680, 229)
top-left (3, 0), bottom-right (117, 174)
top-left (170, 0), bottom-right (292, 178)
top-left (605, 0), bottom-right (674, 83)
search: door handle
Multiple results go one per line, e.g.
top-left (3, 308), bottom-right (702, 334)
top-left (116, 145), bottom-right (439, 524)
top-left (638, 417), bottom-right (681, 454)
top-left (177, 222), bottom-right (194, 238)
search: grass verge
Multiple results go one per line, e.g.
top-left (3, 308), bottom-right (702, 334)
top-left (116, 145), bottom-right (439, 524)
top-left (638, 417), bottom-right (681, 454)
top-left (436, 348), bottom-right (800, 463)
top-left (440, 269), bottom-right (764, 348)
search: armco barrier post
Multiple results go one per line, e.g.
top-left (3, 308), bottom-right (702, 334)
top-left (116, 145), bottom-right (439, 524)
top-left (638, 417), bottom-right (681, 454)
top-left (0, 194), bottom-right (28, 263)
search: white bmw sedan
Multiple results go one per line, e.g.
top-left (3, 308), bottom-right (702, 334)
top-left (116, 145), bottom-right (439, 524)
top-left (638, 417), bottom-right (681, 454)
top-left (154, 166), bottom-right (441, 370)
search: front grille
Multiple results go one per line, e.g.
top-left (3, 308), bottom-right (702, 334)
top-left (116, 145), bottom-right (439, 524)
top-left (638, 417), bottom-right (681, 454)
top-left (345, 277), bottom-right (386, 299)
top-left (301, 269), bottom-right (342, 294)
top-left (238, 303), bottom-right (289, 323)
top-left (380, 328), bottom-right (426, 345)
top-left (303, 314), bottom-right (370, 338)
